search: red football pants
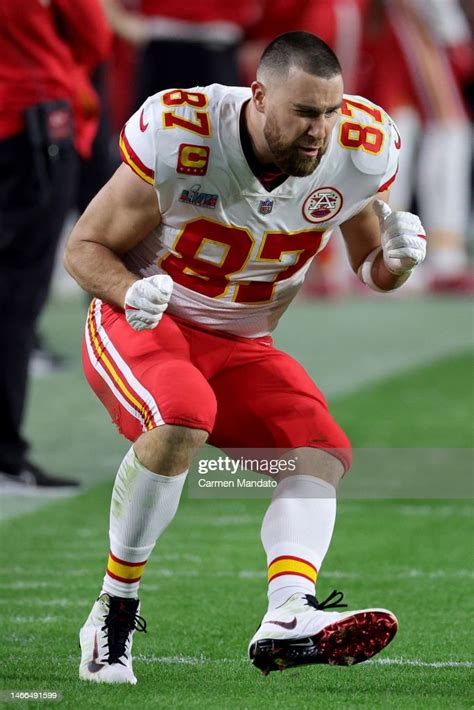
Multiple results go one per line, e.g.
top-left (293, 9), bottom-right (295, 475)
top-left (82, 299), bottom-right (352, 470)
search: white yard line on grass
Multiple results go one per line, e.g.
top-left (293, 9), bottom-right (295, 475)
top-left (2, 568), bottom-right (473, 585)
top-left (369, 658), bottom-right (474, 669)
top-left (132, 655), bottom-right (474, 669)
top-left (136, 655), bottom-right (208, 666)
top-left (0, 490), bottom-right (81, 523)
top-left (336, 504), bottom-right (474, 517)
top-left (7, 598), bottom-right (88, 608)
top-left (11, 616), bottom-right (59, 624)
top-left (0, 581), bottom-right (62, 590)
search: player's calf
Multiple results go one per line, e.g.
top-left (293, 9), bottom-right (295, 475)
top-left (79, 431), bottom-right (199, 684)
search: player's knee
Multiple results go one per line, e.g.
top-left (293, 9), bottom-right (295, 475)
top-left (308, 418), bottom-right (352, 475)
top-left (155, 423), bottom-right (209, 451)
top-left (327, 426), bottom-right (352, 474)
top-left (134, 424), bottom-right (209, 476)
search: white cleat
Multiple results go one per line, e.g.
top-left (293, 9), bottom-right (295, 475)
top-left (249, 590), bottom-right (398, 674)
top-left (79, 594), bottom-right (147, 684)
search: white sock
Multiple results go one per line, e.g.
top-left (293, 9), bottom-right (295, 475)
top-left (101, 446), bottom-right (187, 599)
top-left (428, 248), bottom-right (467, 276)
top-left (417, 121), bottom-right (471, 237)
top-left (261, 475), bottom-right (336, 609)
top-left (390, 107), bottom-right (421, 211)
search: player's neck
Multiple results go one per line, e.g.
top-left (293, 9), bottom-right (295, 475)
top-left (241, 101), bottom-right (288, 191)
top-left (244, 99), bottom-right (274, 166)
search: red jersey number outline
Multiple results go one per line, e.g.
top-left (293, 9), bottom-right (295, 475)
top-left (159, 218), bottom-right (325, 304)
top-left (339, 97), bottom-right (385, 155)
top-left (162, 89), bottom-right (211, 137)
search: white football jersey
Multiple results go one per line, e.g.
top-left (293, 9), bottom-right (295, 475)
top-left (120, 84), bottom-right (400, 337)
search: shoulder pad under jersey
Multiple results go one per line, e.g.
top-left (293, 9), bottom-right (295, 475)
top-left (339, 95), bottom-right (399, 177)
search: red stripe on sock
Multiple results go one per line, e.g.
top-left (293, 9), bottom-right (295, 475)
top-left (106, 569), bottom-right (142, 584)
top-left (268, 569), bottom-right (317, 584)
top-left (269, 555), bottom-right (317, 572)
top-left (109, 550), bottom-right (147, 567)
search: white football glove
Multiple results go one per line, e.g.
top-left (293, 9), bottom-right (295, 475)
top-left (124, 274), bottom-right (173, 331)
top-left (373, 200), bottom-right (427, 276)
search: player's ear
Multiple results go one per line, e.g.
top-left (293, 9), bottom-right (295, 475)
top-left (251, 81), bottom-right (266, 114)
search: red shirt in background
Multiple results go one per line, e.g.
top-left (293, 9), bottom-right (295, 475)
top-left (242, 0), bottom-right (369, 91)
top-left (0, 0), bottom-right (112, 157)
top-left (140, 0), bottom-right (259, 26)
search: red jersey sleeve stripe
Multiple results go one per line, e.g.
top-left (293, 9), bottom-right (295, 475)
top-left (378, 169), bottom-right (398, 194)
top-left (119, 128), bottom-right (155, 185)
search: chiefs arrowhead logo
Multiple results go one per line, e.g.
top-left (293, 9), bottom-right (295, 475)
top-left (302, 187), bottom-right (343, 224)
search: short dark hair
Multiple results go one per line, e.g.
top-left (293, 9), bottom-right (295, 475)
top-left (258, 31), bottom-right (342, 80)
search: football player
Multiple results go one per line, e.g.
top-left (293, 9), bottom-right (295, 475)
top-left (65, 32), bottom-right (426, 683)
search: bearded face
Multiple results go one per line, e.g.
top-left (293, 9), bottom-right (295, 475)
top-left (256, 68), bottom-right (343, 177)
top-left (263, 111), bottom-right (327, 176)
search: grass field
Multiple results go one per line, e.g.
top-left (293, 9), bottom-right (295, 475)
top-left (0, 295), bottom-right (473, 708)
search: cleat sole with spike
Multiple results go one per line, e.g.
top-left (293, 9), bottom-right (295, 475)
top-left (250, 610), bottom-right (398, 675)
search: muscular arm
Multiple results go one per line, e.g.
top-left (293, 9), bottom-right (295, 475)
top-left (340, 192), bottom-right (406, 291)
top-left (64, 164), bottom-right (161, 308)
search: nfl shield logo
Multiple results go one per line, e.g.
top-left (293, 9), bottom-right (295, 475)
top-left (258, 198), bottom-right (274, 215)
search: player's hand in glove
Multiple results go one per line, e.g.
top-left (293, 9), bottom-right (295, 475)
top-left (373, 200), bottom-right (427, 276)
top-left (124, 274), bottom-right (173, 331)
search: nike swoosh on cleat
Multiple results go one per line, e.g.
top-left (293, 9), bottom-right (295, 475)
top-left (87, 631), bottom-right (106, 673)
top-left (267, 617), bottom-right (297, 630)
top-left (87, 661), bottom-right (106, 673)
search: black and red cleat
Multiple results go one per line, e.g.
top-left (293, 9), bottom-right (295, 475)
top-left (249, 591), bottom-right (398, 675)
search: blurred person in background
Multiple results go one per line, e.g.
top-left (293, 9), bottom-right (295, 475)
top-left (0, 0), bottom-right (111, 491)
top-left (241, 0), bottom-right (368, 92)
top-left (103, 0), bottom-right (261, 108)
top-left (31, 63), bottom-right (114, 378)
top-left (360, 0), bottom-right (473, 292)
